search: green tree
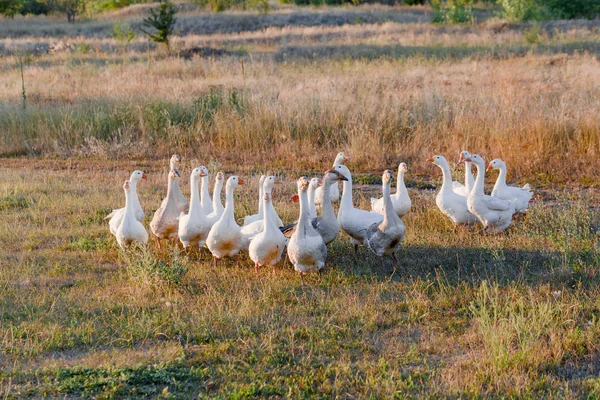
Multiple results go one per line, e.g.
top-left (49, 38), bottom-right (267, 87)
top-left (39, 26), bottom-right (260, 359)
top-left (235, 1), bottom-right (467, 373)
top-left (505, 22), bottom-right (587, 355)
top-left (140, 1), bottom-right (177, 52)
top-left (0, 0), bottom-right (23, 17)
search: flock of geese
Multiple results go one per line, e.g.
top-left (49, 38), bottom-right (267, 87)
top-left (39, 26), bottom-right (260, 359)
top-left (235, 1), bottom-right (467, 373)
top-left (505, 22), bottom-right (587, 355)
top-left (106, 151), bottom-right (533, 283)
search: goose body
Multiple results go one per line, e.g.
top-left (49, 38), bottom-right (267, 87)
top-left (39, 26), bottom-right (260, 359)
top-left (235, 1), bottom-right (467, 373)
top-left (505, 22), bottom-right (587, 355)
top-left (336, 164), bottom-right (384, 248)
top-left (315, 152), bottom-right (347, 206)
top-left (116, 180), bottom-right (148, 249)
top-left (280, 169), bottom-right (346, 245)
top-left (241, 176), bottom-right (283, 243)
top-left (428, 155), bottom-right (478, 226)
top-left (169, 154), bottom-right (189, 214)
top-left (366, 170), bottom-right (405, 257)
top-left (243, 175), bottom-right (266, 226)
top-left (107, 170), bottom-right (146, 236)
top-left (466, 154), bottom-right (516, 233)
top-left (452, 150), bottom-right (475, 197)
top-left (370, 162), bottom-right (411, 217)
top-left (287, 177), bottom-right (327, 282)
top-left (249, 192), bottom-right (288, 272)
top-left (150, 171), bottom-right (180, 241)
top-left (206, 176), bottom-right (247, 261)
top-left (488, 159), bottom-right (533, 213)
top-left (178, 167), bottom-right (212, 249)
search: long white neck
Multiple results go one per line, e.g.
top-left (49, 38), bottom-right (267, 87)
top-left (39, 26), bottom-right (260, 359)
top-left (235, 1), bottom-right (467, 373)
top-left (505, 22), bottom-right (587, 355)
top-left (465, 162), bottom-right (474, 192)
top-left (473, 162), bottom-right (485, 195)
top-left (212, 179), bottom-right (224, 212)
top-left (340, 172), bottom-right (354, 212)
top-left (380, 180), bottom-right (395, 230)
top-left (124, 188), bottom-right (134, 217)
top-left (394, 170), bottom-right (406, 199)
top-left (297, 188), bottom-right (310, 238)
top-left (129, 177), bottom-right (140, 207)
top-left (308, 185), bottom-right (317, 219)
top-left (189, 175), bottom-right (201, 215)
top-left (439, 162), bottom-right (455, 194)
top-left (223, 184), bottom-right (235, 221)
top-left (321, 178), bottom-right (335, 220)
top-left (262, 198), bottom-right (276, 234)
top-left (496, 165), bottom-right (508, 188)
top-left (200, 175), bottom-right (211, 206)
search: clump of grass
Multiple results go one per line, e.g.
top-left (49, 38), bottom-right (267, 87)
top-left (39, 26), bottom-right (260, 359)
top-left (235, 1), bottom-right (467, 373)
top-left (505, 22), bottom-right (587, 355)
top-left (122, 245), bottom-right (188, 287)
top-left (0, 194), bottom-right (32, 211)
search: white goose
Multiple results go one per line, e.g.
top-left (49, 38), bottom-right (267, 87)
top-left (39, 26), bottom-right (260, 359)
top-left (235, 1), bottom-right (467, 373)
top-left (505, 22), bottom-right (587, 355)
top-left (106, 170), bottom-right (147, 236)
top-left (116, 180), bottom-right (148, 249)
top-left (249, 192), bottom-right (288, 273)
top-left (336, 164), bottom-right (384, 253)
top-left (370, 162), bottom-right (411, 217)
top-left (488, 159), bottom-right (533, 213)
top-left (150, 170), bottom-right (181, 247)
top-left (178, 167), bottom-right (212, 250)
top-left (280, 168), bottom-right (347, 245)
top-left (465, 154), bottom-right (516, 233)
top-left (241, 176), bottom-right (283, 243)
top-left (211, 171), bottom-right (225, 217)
top-left (206, 176), bottom-right (247, 267)
top-left (315, 152), bottom-right (348, 206)
top-left (199, 166), bottom-right (214, 215)
top-left (452, 150), bottom-right (475, 197)
top-left (243, 175), bottom-right (266, 226)
top-left (365, 170), bottom-right (406, 262)
top-left (427, 155), bottom-right (478, 226)
top-left (287, 177), bottom-right (327, 285)
top-left (307, 177), bottom-right (321, 219)
top-left (170, 154), bottom-right (189, 214)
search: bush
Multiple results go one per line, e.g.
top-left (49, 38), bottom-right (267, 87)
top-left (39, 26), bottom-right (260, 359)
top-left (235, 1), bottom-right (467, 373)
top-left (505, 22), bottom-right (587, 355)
top-left (498, 0), bottom-right (600, 21)
top-left (140, 0), bottom-right (177, 52)
top-left (431, 0), bottom-right (474, 24)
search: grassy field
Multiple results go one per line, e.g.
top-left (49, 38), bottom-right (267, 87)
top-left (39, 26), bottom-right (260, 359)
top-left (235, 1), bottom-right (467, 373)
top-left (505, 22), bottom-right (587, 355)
top-left (1, 4), bottom-right (600, 398)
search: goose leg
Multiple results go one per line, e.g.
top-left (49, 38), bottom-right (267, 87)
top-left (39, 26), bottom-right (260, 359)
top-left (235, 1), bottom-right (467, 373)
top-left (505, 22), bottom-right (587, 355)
top-left (301, 273), bottom-right (305, 287)
top-left (155, 236), bottom-right (161, 250)
top-left (272, 264), bottom-right (276, 274)
top-left (354, 243), bottom-right (358, 255)
top-left (213, 256), bottom-right (218, 269)
top-left (254, 262), bottom-right (259, 274)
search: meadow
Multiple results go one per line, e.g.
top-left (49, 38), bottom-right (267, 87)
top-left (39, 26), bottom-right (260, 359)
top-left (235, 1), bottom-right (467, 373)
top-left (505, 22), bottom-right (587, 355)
top-left (1, 4), bottom-right (600, 398)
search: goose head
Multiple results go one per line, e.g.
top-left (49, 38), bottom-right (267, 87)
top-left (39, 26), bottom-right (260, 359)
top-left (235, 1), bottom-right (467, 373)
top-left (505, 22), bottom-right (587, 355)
top-left (297, 176), bottom-right (310, 192)
top-left (309, 177), bottom-right (322, 189)
top-left (426, 155), bottom-right (449, 168)
top-left (487, 158), bottom-right (506, 172)
top-left (190, 167), bottom-right (204, 180)
top-left (463, 154), bottom-right (485, 169)
top-left (170, 154), bottom-right (182, 177)
top-left (216, 171), bottom-right (224, 182)
top-left (263, 175), bottom-right (281, 192)
top-left (197, 166), bottom-right (208, 178)
top-left (123, 180), bottom-right (131, 191)
top-left (130, 170), bottom-right (147, 183)
top-left (226, 175), bottom-right (244, 189)
top-left (398, 162), bottom-right (408, 173)
top-left (334, 164), bottom-right (352, 181)
top-left (335, 152), bottom-right (350, 164)
top-left (324, 168), bottom-right (348, 182)
top-left (458, 150), bottom-right (472, 164)
top-left (382, 169), bottom-right (394, 185)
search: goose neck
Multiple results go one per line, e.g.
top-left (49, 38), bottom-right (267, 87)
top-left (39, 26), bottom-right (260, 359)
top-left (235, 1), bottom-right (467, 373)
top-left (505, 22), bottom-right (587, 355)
top-left (296, 188), bottom-right (310, 237)
top-left (320, 179), bottom-right (335, 220)
top-left (340, 173), bottom-right (354, 212)
top-left (473, 162), bottom-right (485, 195)
top-left (439, 163), bottom-right (455, 194)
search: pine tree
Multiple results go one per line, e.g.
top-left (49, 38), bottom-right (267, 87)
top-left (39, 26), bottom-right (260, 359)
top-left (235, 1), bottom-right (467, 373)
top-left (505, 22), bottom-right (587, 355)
top-left (140, 1), bottom-right (176, 52)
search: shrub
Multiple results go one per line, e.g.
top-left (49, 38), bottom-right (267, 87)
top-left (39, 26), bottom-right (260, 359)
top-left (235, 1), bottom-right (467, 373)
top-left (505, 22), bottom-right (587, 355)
top-left (140, 0), bottom-right (177, 52)
top-left (431, 0), bottom-right (474, 24)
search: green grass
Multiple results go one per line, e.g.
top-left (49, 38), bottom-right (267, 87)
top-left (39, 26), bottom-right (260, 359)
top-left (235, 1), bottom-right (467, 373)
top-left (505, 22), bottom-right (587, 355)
top-left (0, 165), bottom-right (598, 398)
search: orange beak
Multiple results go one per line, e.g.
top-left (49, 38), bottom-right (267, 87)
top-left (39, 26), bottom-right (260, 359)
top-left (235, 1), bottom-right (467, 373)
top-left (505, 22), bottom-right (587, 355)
top-left (238, 178), bottom-right (245, 185)
top-left (290, 194), bottom-right (299, 202)
top-left (274, 178), bottom-right (282, 184)
top-left (426, 157), bottom-right (434, 163)
top-left (486, 164), bottom-right (493, 171)
top-left (142, 173), bottom-right (148, 180)
top-left (345, 156), bottom-right (351, 161)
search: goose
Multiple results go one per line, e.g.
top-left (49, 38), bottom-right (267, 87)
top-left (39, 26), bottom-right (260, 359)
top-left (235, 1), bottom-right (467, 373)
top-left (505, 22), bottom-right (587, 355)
top-left (240, 176), bottom-right (283, 243)
top-left (370, 162), bottom-right (411, 217)
top-left (199, 166), bottom-right (214, 215)
top-left (206, 176), bottom-right (247, 267)
top-left (280, 168), bottom-right (347, 245)
top-left (487, 159), bottom-right (533, 213)
top-left (287, 177), bottom-right (327, 285)
top-left (307, 177), bottom-right (321, 219)
top-left (465, 154), bottom-right (516, 233)
top-left (116, 180), bottom-right (148, 249)
top-left (336, 164), bottom-right (384, 253)
top-left (315, 152), bottom-right (348, 206)
top-left (452, 150), bottom-right (475, 197)
top-left (170, 154), bottom-right (189, 214)
top-left (211, 171), bottom-right (225, 217)
top-left (427, 155), bottom-right (478, 226)
top-left (178, 167), bottom-right (212, 250)
top-left (106, 170), bottom-right (147, 236)
top-left (249, 192), bottom-right (288, 273)
top-left (365, 170), bottom-right (406, 263)
top-left (243, 175), bottom-right (266, 226)
top-left (150, 170), bottom-right (181, 248)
